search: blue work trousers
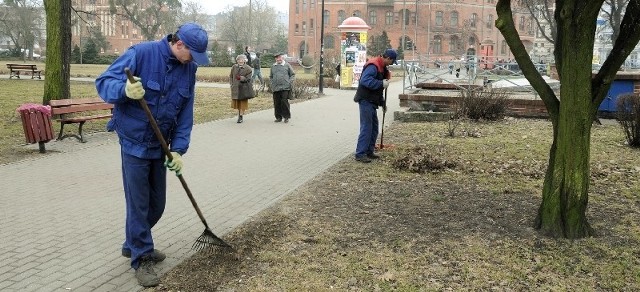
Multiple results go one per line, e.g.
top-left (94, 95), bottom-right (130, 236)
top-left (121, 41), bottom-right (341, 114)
top-left (121, 152), bottom-right (167, 269)
top-left (355, 100), bottom-right (379, 158)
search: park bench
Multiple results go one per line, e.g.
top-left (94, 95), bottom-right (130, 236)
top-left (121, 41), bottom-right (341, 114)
top-left (7, 63), bottom-right (42, 79)
top-left (49, 98), bottom-right (113, 143)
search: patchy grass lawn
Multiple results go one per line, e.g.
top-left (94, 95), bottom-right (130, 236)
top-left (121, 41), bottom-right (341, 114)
top-left (151, 118), bottom-right (640, 291)
top-left (1, 79), bottom-right (304, 164)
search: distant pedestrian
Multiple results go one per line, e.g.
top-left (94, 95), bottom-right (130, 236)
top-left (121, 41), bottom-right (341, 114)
top-left (270, 52), bottom-right (295, 123)
top-left (352, 48), bottom-right (396, 163)
top-left (230, 54), bottom-right (254, 123)
top-left (244, 46), bottom-right (252, 66)
top-left (335, 63), bottom-right (341, 86)
top-left (95, 22), bottom-right (208, 288)
top-left (251, 52), bottom-right (264, 89)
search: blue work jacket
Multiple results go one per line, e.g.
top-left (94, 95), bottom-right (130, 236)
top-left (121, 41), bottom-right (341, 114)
top-left (96, 36), bottom-right (197, 159)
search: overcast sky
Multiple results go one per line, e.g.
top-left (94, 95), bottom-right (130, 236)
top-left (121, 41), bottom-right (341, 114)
top-left (199, 0), bottom-right (290, 15)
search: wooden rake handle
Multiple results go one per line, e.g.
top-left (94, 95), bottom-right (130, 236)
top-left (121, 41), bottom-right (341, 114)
top-left (124, 68), bottom-right (211, 229)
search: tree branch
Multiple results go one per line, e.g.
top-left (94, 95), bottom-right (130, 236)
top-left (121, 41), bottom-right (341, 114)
top-left (496, 0), bottom-right (559, 118)
top-left (592, 0), bottom-right (640, 105)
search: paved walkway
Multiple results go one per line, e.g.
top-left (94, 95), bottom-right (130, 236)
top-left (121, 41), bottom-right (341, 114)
top-left (0, 81), bottom-right (402, 291)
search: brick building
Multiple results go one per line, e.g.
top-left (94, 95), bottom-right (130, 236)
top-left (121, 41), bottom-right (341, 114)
top-left (70, 0), bottom-right (216, 56)
top-left (71, 0), bottom-right (149, 55)
top-left (287, 0), bottom-right (536, 64)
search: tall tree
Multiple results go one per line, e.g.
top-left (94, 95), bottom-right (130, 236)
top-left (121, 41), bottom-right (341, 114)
top-left (496, 0), bottom-right (640, 238)
top-left (0, 0), bottom-right (43, 59)
top-left (217, 0), bottom-right (284, 52)
top-left (177, 0), bottom-right (208, 25)
top-left (43, 0), bottom-right (71, 104)
top-left (108, 0), bottom-right (181, 40)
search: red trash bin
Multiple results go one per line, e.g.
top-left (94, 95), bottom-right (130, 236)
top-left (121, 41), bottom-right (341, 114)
top-left (17, 103), bottom-right (54, 153)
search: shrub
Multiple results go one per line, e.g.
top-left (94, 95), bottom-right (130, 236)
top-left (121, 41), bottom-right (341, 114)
top-left (300, 55), bottom-right (314, 67)
top-left (290, 78), bottom-right (317, 99)
top-left (616, 93), bottom-right (640, 147)
top-left (456, 88), bottom-right (510, 121)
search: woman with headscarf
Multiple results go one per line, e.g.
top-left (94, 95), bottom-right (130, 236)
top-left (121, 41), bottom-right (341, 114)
top-left (229, 54), bottom-right (254, 123)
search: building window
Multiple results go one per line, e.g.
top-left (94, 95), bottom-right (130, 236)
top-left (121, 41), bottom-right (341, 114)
top-left (487, 14), bottom-right (493, 29)
top-left (295, 0), bottom-right (299, 14)
top-left (519, 16), bottom-right (525, 30)
top-left (401, 9), bottom-right (410, 26)
top-left (435, 11), bottom-right (443, 26)
top-left (310, 19), bottom-right (314, 31)
top-left (501, 40), bottom-right (507, 55)
top-left (324, 10), bottom-right (330, 26)
top-left (385, 11), bottom-right (393, 25)
top-left (470, 13), bottom-right (477, 28)
top-left (338, 10), bottom-right (346, 25)
top-left (353, 10), bottom-right (361, 18)
top-left (450, 11), bottom-right (458, 27)
top-left (295, 24), bottom-right (299, 33)
top-left (369, 10), bottom-right (377, 25)
top-left (432, 35), bottom-right (442, 54)
top-left (449, 35), bottom-right (460, 52)
top-left (469, 36), bottom-right (476, 46)
top-left (302, 21), bottom-right (306, 33)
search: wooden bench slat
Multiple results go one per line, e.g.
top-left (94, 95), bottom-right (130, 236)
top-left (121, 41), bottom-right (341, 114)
top-left (49, 98), bottom-right (113, 143)
top-left (51, 103), bottom-right (114, 115)
top-left (61, 114), bottom-right (112, 123)
top-left (49, 97), bottom-right (106, 106)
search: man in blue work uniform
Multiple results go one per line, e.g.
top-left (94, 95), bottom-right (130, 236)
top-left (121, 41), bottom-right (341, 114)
top-left (353, 48), bottom-right (396, 163)
top-left (95, 22), bottom-right (209, 287)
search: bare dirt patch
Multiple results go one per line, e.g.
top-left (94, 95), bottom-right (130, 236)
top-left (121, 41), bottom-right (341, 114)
top-left (150, 118), bottom-right (640, 291)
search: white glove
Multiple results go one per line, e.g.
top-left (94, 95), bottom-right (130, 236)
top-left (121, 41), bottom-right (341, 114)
top-left (164, 152), bottom-right (183, 175)
top-left (382, 79), bottom-right (390, 89)
top-left (125, 77), bottom-right (145, 100)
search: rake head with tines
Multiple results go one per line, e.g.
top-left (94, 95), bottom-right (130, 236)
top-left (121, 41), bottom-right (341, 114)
top-left (192, 228), bottom-right (233, 251)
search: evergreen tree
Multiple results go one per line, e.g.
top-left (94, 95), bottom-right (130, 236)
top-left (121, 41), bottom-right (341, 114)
top-left (368, 30), bottom-right (391, 57)
top-left (72, 45), bottom-right (81, 64)
top-left (210, 41), bottom-right (233, 67)
top-left (82, 40), bottom-right (98, 64)
top-left (271, 32), bottom-right (288, 55)
top-left (396, 46), bottom-right (404, 60)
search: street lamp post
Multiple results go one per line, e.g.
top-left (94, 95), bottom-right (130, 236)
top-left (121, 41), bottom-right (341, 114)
top-left (249, 0), bottom-right (252, 48)
top-left (319, 0), bottom-right (325, 93)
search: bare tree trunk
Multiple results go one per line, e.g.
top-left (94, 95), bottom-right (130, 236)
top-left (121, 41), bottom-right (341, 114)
top-left (536, 98), bottom-right (595, 238)
top-left (43, 0), bottom-right (71, 104)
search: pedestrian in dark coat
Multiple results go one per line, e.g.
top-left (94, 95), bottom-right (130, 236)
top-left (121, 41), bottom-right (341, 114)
top-left (270, 52), bottom-right (295, 123)
top-left (229, 54), bottom-right (254, 123)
